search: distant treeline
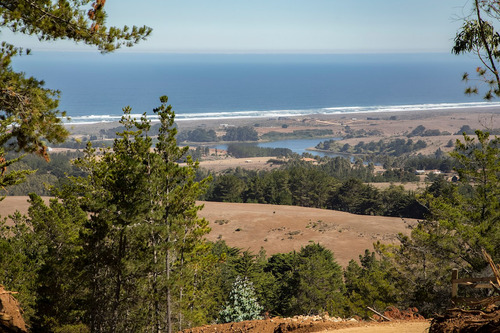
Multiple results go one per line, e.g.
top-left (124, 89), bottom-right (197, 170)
top-left (407, 125), bottom-right (451, 137)
top-left (316, 138), bottom-right (428, 156)
top-left (5, 151), bottom-right (85, 196)
top-left (226, 144), bottom-right (293, 158)
top-left (5, 145), bottom-right (457, 204)
top-left (261, 129), bottom-right (334, 141)
top-left (177, 126), bottom-right (259, 142)
top-left (202, 158), bottom-right (426, 219)
top-left (343, 126), bottom-right (383, 139)
top-left (4, 146), bottom-right (205, 196)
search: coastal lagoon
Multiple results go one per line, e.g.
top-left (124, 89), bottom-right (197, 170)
top-left (212, 137), bottom-right (342, 157)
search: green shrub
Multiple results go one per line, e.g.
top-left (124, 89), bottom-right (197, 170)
top-left (219, 276), bottom-right (263, 323)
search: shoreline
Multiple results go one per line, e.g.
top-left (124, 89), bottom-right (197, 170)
top-left (64, 102), bottom-right (500, 127)
top-left (65, 105), bottom-right (500, 136)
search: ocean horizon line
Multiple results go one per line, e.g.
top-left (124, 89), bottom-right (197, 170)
top-left (63, 101), bottom-right (500, 125)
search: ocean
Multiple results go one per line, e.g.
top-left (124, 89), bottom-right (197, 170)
top-left (11, 52), bottom-right (500, 124)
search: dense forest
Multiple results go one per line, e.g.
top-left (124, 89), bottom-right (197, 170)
top-left (202, 163), bottom-right (425, 218)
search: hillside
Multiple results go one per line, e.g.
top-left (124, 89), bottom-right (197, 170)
top-left (0, 197), bottom-right (413, 266)
top-left (200, 201), bottom-right (414, 266)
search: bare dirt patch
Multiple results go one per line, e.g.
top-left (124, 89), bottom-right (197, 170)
top-left (194, 157), bottom-right (280, 173)
top-left (180, 319), bottom-right (430, 333)
top-left (367, 182), bottom-right (426, 192)
top-left (326, 321), bottom-right (430, 333)
top-left (0, 196), bottom-right (51, 219)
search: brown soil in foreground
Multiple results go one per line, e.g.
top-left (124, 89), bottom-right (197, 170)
top-left (429, 307), bottom-right (500, 332)
top-left (0, 285), bottom-right (27, 333)
top-left (180, 319), bottom-right (430, 333)
top-left (0, 198), bottom-right (413, 267)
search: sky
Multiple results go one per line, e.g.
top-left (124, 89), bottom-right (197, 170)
top-left (4, 0), bottom-right (471, 54)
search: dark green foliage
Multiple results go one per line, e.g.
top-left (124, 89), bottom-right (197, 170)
top-left (263, 252), bottom-right (297, 315)
top-left (456, 125), bottom-right (475, 135)
top-left (3, 172), bottom-right (57, 196)
top-left (208, 174), bottom-right (246, 202)
top-left (0, 98), bottom-right (213, 332)
top-left (0, 194), bottom-right (88, 331)
top-left (316, 138), bottom-right (427, 156)
top-left (328, 178), bottom-right (381, 215)
top-left (0, 43), bottom-right (65, 191)
top-left (407, 125), bottom-right (445, 137)
top-left (379, 185), bottom-right (425, 218)
top-left (205, 165), bottom-right (423, 218)
top-left (71, 111), bottom-right (157, 332)
top-left (226, 143), bottom-right (293, 158)
top-left (399, 154), bottom-right (457, 173)
top-left (268, 244), bottom-right (345, 316)
top-left (422, 129), bottom-right (441, 137)
top-left (3, 151), bottom-right (85, 196)
top-left (343, 127), bottom-right (383, 139)
top-left (223, 126), bottom-right (258, 141)
top-left (178, 128), bottom-right (218, 142)
top-left (378, 130), bottom-right (500, 315)
top-left (343, 250), bottom-right (404, 318)
top-left (0, 212), bottom-right (41, 324)
top-left (214, 243), bottom-right (345, 317)
top-left (287, 165), bottom-right (335, 208)
top-left (407, 125), bottom-right (442, 137)
top-left (261, 129), bottom-right (334, 141)
top-left (244, 169), bottom-right (293, 205)
top-left (26, 194), bottom-right (88, 331)
top-left (291, 244), bottom-right (345, 315)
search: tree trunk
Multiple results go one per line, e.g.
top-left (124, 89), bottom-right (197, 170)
top-left (166, 242), bottom-right (172, 333)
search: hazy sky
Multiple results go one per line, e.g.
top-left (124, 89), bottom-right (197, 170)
top-left (4, 0), bottom-right (471, 53)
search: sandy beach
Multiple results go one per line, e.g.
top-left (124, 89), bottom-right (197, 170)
top-left (67, 107), bottom-right (500, 140)
top-left (65, 107), bottom-right (500, 162)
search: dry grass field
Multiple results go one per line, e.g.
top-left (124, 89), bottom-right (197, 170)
top-left (0, 197), bottom-right (414, 267)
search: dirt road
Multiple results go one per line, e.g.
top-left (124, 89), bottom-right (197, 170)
top-left (321, 321), bottom-right (430, 333)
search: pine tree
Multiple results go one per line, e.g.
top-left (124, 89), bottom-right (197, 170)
top-left (0, 193), bottom-right (88, 331)
top-left (292, 243), bottom-right (345, 316)
top-left (376, 130), bottom-right (500, 315)
top-left (151, 96), bottom-right (211, 332)
top-left (68, 108), bottom-right (155, 332)
top-left (0, 1), bottom-right (152, 192)
top-left (67, 97), bottom-right (211, 332)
